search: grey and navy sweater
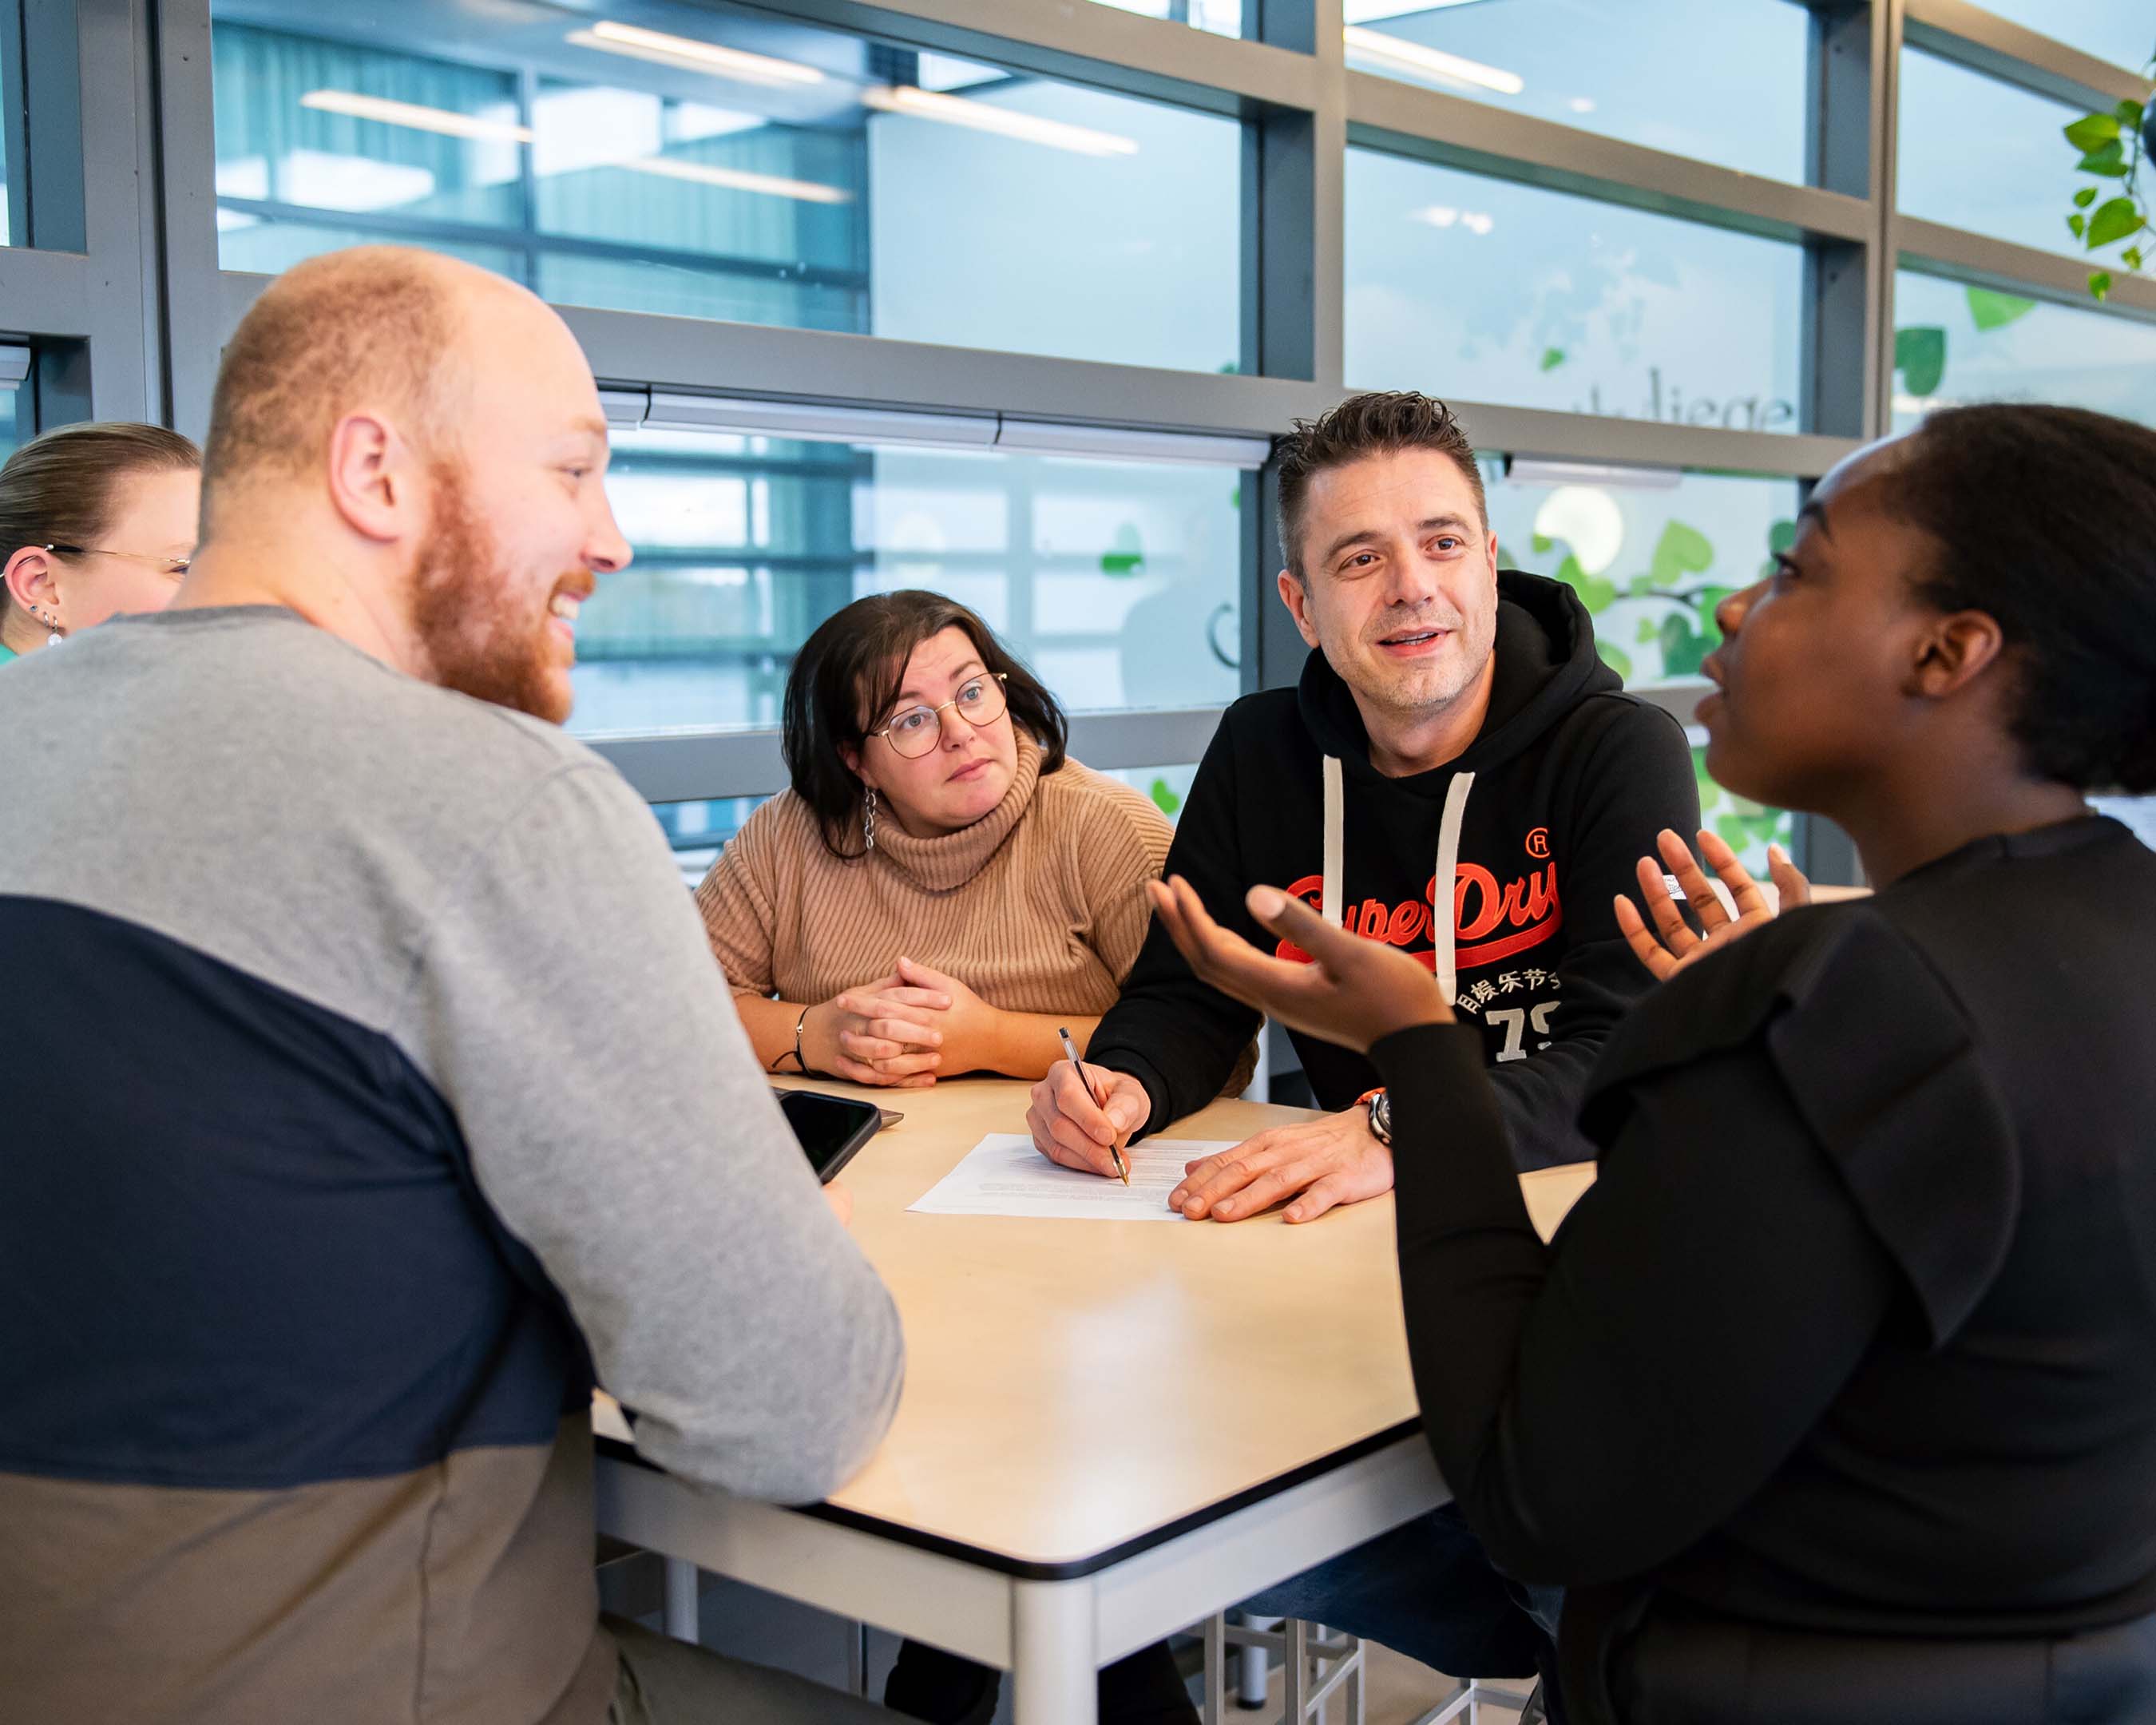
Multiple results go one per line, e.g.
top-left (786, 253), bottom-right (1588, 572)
top-left (0, 606), bottom-right (904, 1724)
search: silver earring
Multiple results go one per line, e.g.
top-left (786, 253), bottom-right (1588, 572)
top-left (863, 786), bottom-right (878, 854)
top-left (31, 605), bottom-right (63, 647)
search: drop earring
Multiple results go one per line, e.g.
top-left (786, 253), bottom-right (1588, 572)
top-left (31, 604), bottom-right (64, 647)
top-left (862, 786), bottom-right (878, 854)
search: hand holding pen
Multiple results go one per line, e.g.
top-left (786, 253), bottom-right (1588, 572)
top-left (1053, 1027), bottom-right (1130, 1184)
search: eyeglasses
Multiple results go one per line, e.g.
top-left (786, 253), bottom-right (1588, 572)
top-left (43, 543), bottom-right (191, 579)
top-left (870, 672), bottom-right (1009, 759)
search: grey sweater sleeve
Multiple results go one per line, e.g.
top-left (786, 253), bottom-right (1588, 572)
top-left (394, 763), bottom-right (904, 1502)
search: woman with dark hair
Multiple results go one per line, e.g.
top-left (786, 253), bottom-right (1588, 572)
top-left (1147, 403), bottom-right (2156, 1724)
top-left (0, 422), bottom-right (201, 661)
top-left (696, 589), bottom-right (1176, 1088)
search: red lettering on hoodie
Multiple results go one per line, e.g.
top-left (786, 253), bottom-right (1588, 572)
top-left (1270, 857), bottom-right (1561, 970)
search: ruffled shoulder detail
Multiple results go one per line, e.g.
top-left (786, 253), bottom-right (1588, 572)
top-left (1581, 906), bottom-right (2019, 1346)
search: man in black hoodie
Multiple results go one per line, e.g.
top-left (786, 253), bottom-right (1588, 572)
top-left (1024, 391), bottom-right (1698, 1699)
top-left (1029, 389), bottom-right (1697, 1199)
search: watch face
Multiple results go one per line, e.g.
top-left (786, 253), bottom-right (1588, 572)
top-left (1369, 1092), bottom-right (1392, 1144)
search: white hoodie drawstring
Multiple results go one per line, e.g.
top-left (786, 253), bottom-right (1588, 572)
top-left (1321, 757), bottom-right (1476, 1004)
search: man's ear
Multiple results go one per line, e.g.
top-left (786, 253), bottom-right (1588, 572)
top-left (1907, 609), bottom-right (2007, 703)
top-left (1277, 567), bottom-right (1322, 650)
top-left (323, 409), bottom-right (419, 545)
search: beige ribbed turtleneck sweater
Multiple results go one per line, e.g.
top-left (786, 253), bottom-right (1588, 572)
top-left (696, 735), bottom-right (1173, 1016)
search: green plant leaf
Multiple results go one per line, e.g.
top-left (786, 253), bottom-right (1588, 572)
top-left (2126, 245), bottom-right (2146, 271)
top-left (2087, 196), bottom-right (2146, 248)
top-left (1966, 287), bottom-right (2037, 330)
top-left (2075, 185), bottom-right (2100, 208)
top-left (2091, 269), bottom-right (2114, 300)
top-left (2078, 141), bottom-right (2130, 176)
top-left (1538, 347), bottom-right (1566, 371)
top-left (1894, 325), bottom-right (1946, 395)
top-left (1635, 617), bottom-right (1659, 644)
top-left (1147, 776), bottom-right (1182, 818)
top-left (1228, 484), bottom-right (1240, 510)
top-left (1649, 520), bottom-right (1714, 589)
top-left (1767, 518), bottom-right (1797, 556)
top-left (2064, 113), bottom-right (2121, 153)
top-left (1531, 531), bottom-right (1553, 553)
top-left (2117, 99), bottom-right (2146, 131)
top-left (1595, 640), bottom-right (1632, 680)
top-left (2069, 212), bottom-right (2088, 237)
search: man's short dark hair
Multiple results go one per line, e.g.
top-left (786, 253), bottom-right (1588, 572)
top-left (1274, 391), bottom-right (1487, 578)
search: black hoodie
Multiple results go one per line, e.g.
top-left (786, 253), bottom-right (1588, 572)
top-left (1087, 570), bottom-right (1701, 1172)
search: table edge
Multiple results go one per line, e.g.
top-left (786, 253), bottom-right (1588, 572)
top-left (596, 1418), bottom-right (1429, 1580)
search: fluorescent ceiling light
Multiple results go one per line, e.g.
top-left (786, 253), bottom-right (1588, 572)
top-left (1504, 457), bottom-right (1680, 490)
top-left (1342, 26), bottom-right (1524, 96)
top-left (299, 89), bottom-right (532, 143)
top-left (620, 156), bottom-right (852, 204)
top-left (860, 86), bottom-right (1138, 157)
top-left (638, 392), bottom-right (1262, 466)
top-left (995, 419), bottom-right (1270, 468)
top-left (566, 21), bottom-right (823, 87)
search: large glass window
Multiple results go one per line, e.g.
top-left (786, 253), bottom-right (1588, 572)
top-left (1483, 460), bottom-right (1795, 873)
top-left (209, 0), bottom-right (1241, 371)
top-left (1345, 2), bottom-right (1808, 184)
top-left (1891, 271), bottom-right (2156, 431)
top-left (1973, 3), bottom-right (2153, 71)
top-left (1896, 50), bottom-right (2096, 260)
top-left (571, 428), bottom-right (1246, 738)
top-left (1346, 149), bottom-right (1805, 422)
top-left (1481, 463), bottom-right (1796, 688)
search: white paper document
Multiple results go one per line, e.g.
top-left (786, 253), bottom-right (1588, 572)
top-left (908, 1132), bottom-right (1239, 1221)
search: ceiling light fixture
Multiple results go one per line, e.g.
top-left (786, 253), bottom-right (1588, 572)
top-left (566, 21), bottom-right (823, 87)
top-left (860, 86), bottom-right (1138, 157)
top-left (1342, 26), bottom-right (1524, 97)
top-left (620, 155), bottom-right (852, 204)
top-left (299, 89), bottom-right (532, 143)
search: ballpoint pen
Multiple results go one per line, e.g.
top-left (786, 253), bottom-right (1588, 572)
top-left (1056, 1026), bottom-right (1129, 1185)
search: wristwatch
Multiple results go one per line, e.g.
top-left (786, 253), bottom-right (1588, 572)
top-left (1357, 1086), bottom-right (1393, 1146)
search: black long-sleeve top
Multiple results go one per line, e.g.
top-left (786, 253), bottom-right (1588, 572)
top-left (1378, 815), bottom-right (2156, 1722)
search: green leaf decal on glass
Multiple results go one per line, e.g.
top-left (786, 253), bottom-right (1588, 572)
top-left (1100, 524), bottom-right (1145, 577)
top-left (1148, 776), bottom-right (1182, 817)
top-left (1596, 640), bottom-right (1632, 680)
top-left (1767, 518), bottom-right (1797, 556)
top-left (1539, 347), bottom-right (1566, 371)
top-left (1965, 288), bottom-right (2036, 331)
top-left (1658, 612), bottom-right (1714, 679)
top-left (1555, 552), bottom-right (1616, 613)
top-left (1894, 326), bottom-right (1946, 396)
top-left (1648, 520), bottom-right (1714, 589)
top-left (1531, 531), bottom-right (1554, 553)
top-left (1636, 617), bottom-right (1659, 644)
top-left (2087, 196), bottom-right (2145, 249)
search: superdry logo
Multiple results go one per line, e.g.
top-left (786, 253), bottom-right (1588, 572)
top-left (1275, 860), bottom-right (1563, 973)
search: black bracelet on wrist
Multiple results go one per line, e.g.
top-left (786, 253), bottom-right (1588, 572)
top-left (771, 1004), bottom-right (810, 1074)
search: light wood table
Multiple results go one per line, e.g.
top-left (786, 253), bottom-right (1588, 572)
top-left (594, 1077), bottom-right (1595, 1725)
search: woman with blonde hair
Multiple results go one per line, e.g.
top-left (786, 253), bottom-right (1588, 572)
top-left (0, 422), bottom-right (201, 661)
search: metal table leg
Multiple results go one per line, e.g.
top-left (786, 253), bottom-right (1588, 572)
top-left (1012, 1578), bottom-right (1098, 1725)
